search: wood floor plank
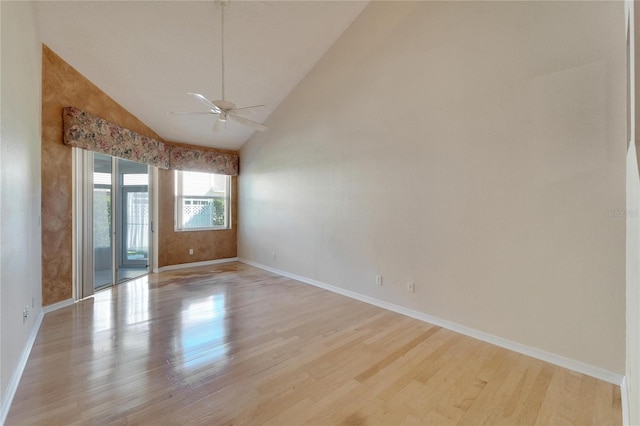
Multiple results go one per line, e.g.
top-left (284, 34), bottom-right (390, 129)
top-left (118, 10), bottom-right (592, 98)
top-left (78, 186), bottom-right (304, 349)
top-left (575, 375), bottom-right (599, 426)
top-left (355, 326), bottom-right (441, 383)
top-left (413, 345), bottom-right (495, 423)
top-left (5, 262), bottom-right (622, 425)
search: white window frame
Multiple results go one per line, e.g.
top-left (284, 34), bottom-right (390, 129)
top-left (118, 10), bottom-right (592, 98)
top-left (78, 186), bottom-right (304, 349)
top-left (174, 171), bottom-right (231, 231)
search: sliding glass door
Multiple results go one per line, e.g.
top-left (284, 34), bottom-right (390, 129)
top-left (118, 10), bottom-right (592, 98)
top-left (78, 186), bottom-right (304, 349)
top-left (78, 151), bottom-right (152, 297)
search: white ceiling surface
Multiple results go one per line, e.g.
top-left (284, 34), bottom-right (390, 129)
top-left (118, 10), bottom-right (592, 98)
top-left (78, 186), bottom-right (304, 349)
top-left (35, 1), bottom-right (368, 151)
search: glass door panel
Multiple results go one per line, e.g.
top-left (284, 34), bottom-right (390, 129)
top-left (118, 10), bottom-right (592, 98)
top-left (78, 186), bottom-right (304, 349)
top-left (117, 158), bottom-right (149, 283)
top-left (93, 154), bottom-right (113, 290)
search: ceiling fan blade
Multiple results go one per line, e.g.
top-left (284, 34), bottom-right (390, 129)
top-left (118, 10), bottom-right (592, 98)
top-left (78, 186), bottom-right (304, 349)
top-left (187, 92), bottom-right (221, 113)
top-left (230, 105), bottom-right (267, 114)
top-left (166, 111), bottom-right (213, 115)
top-left (229, 114), bottom-right (268, 132)
top-left (212, 118), bottom-right (224, 132)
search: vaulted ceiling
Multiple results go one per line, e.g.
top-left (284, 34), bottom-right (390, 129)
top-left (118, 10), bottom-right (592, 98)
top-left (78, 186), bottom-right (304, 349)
top-left (35, 1), bottom-right (368, 151)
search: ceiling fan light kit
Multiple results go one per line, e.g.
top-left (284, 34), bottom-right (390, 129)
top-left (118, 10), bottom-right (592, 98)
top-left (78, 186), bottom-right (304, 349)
top-left (168, 0), bottom-right (268, 133)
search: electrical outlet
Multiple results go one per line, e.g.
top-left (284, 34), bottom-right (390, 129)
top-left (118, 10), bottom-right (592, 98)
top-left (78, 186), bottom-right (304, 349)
top-left (376, 275), bottom-right (383, 286)
top-left (407, 281), bottom-right (415, 293)
top-left (272, 251), bottom-right (277, 260)
top-left (189, 248), bottom-right (194, 255)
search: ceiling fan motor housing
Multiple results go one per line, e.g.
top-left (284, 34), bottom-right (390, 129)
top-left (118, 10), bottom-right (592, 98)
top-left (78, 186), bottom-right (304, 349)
top-left (213, 100), bottom-right (236, 111)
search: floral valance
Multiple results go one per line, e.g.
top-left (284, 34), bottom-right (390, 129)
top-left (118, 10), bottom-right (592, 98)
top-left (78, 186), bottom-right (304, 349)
top-left (63, 107), bottom-right (239, 176)
top-left (63, 107), bottom-right (171, 169)
top-left (169, 146), bottom-right (238, 175)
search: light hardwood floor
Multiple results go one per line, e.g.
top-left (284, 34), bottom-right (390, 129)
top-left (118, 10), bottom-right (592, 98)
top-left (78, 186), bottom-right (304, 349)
top-left (7, 263), bottom-right (621, 425)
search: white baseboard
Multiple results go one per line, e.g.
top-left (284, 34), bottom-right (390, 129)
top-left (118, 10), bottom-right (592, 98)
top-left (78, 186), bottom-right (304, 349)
top-left (155, 257), bottom-right (239, 273)
top-left (622, 376), bottom-right (630, 426)
top-left (43, 298), bottom-right (74, 314)
top-left (0, 309), bottom-right (44, 425)
top-left (239, 258), bottom-right (624, 386)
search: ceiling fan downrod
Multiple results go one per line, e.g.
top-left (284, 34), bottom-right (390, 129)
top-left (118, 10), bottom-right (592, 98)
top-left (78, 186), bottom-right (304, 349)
top-left (220, 0), bottom-right (227, 101)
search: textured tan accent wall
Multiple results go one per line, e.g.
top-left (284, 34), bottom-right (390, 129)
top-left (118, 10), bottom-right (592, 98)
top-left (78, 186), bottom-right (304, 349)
top-left (42, 45), bottom-right (238, 305)
top-left (158, 170), bottom-right (237, 267)
top-left (42, 45), bottom-right (164, 305)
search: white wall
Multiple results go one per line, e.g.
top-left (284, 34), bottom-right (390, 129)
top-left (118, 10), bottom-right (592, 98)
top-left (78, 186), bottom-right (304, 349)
top-left (0, 0), bottom-right (43, 419)
top-left (240, 1), bottom-right (627, 374)
top-left (627, 2), bottom-right (640, 423)
top-left (626, 143), bottom-right (639, 425)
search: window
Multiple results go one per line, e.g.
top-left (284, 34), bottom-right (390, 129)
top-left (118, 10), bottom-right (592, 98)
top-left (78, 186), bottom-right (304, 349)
top-left (175, 171), bottom-right (230, 231)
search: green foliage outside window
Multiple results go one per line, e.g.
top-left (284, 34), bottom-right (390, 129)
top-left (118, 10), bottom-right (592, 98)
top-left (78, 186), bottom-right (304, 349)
top-left (213, 198), bottom-right (225, 226)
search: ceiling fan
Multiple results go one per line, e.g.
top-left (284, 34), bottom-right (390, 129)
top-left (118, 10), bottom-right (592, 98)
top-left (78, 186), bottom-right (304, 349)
top-left (168, 1), bottom-right (268, 132)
